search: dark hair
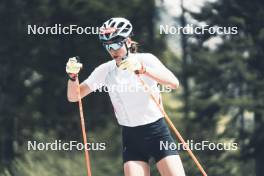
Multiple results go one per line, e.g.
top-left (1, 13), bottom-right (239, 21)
top-left (129, 40), bottom-right (138, 53)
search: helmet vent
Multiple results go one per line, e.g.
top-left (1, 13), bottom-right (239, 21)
top-left (99, 18), bottom-right (133, 42)
top-left (110, 22), bottom-right (116, 27)
top-left (122, 24), bottom-right (131, 33)
top-left (108, 18), bottom-right (113, 24)
top-left (117, 22), bottom-right (125, 28)
top-left (123, 28), bottom-right (129, 33)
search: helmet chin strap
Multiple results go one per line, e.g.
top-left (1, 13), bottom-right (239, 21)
top-left (122, 42), bottom-right (130, 60)
top-left (115, 42), bottom-right (130, 67)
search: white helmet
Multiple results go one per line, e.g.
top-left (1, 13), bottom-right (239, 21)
top-left (99, 17), bottom-right (133, 42)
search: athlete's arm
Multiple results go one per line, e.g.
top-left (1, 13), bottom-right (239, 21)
top-left (119, 54), bottom-right (179, 89)
top-left (142, 54), bottom-right (179, 89)
top-left (144, 65), bottom-right (179, 89)
top-left (66, 58), bottom-right (109, 102)
top-left (67, 80), bottom-right (93, 102)
top-left (66, 57), bottom-right (92, 102)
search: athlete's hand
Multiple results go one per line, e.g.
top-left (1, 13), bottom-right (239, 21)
top-left (66, 57), bottom-right (83, 81)
top-left (119, 57), bottom-right (146, 74)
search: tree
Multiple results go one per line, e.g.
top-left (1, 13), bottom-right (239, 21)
top-left (0, 0), bottom-right (166, 175)
top-left (187, 0), bottom-right (264, 175)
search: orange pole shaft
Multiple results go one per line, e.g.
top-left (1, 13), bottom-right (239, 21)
top-left (137, 75), bottom-right (207, 176)
top-left (76, 77), bottom-right (92, 176)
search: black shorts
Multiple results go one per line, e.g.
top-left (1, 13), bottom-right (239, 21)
top-left (122, 118), bottom-right (178, 163)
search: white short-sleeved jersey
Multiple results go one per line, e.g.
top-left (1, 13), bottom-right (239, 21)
top-left (84, 53), bottom-right (165, 127)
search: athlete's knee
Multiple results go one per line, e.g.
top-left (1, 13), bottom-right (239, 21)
top-left (124, 161), bottom-right (150, 176)
top-left (157, 155), bottom-right (186, 176)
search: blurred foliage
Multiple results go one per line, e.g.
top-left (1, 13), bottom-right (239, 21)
top-left (0, 0), bottom-right (166, 174)
top-left (0, 122), bottom-right (124, 176)
top-left (180, 0), bottom-right (263, 175)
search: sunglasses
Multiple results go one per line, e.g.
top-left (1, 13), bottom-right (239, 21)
top-left (103, 40), bottom-right (126, 51)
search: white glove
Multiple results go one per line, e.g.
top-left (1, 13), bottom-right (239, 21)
top-left (66, 57), bottom-right (83, 81)
top-left (119, 57), bottom-right (146, 74)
